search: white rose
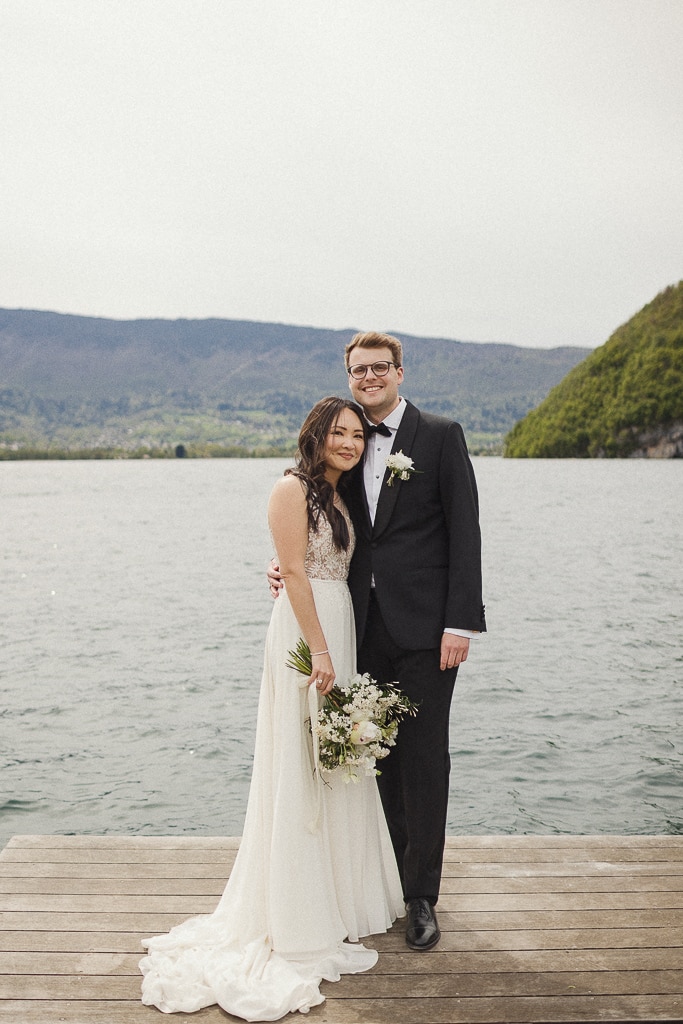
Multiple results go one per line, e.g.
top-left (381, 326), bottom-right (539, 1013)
top-left (392, 451), bottom-right (413, 470)
top-left (350, 720), bottom-right (382, 745)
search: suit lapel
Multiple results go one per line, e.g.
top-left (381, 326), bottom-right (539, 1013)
top-left (354, 473), bottom-right (373, 539)
top-left (372, 401), bottom-right (419, 538)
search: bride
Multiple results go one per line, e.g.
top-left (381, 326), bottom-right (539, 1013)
top-left (140, 396), bottom-right (404, 1020)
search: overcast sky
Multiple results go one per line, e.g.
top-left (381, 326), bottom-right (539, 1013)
top-left (1, 0), bottom-right (681, 349)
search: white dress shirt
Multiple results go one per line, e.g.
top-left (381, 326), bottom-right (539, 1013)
top-left (363, 398), bottom-right (478, 641)
top-left (363, 398), bottom-right (407, 522)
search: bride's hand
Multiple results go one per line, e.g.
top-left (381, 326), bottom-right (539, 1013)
top-left (308, 652), bottom-right (335, 696)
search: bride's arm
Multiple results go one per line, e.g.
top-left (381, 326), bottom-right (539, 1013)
top-left (267, 476), bottom-right (335, 695)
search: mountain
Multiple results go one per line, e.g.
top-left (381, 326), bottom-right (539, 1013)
top-left (0, 309), bottom-right (589, 455)
top-left (504, 282), bottom-right (683, 458)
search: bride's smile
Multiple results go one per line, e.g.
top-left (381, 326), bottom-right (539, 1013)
top-left (323, 408), bottom-right (365, 483)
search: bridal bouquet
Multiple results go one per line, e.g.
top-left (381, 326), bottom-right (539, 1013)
top-left (286, 638), bottom-right (418, 782)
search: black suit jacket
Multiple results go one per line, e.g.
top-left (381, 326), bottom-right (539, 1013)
top-left (345, 400), bottom-right (486, 650)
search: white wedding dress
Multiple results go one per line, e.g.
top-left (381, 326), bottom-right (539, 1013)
top-left (140, 504), bottom-right (404, 1020)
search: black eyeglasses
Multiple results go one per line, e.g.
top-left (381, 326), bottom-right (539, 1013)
top-left (347, 361), bottom-right (398, 380)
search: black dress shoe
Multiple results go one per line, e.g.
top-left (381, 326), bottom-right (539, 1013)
top-left (405, 898), bottom-right (440, 950)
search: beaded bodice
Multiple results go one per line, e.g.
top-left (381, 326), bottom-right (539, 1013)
top-left (304, 500), bottom-right (355, 581)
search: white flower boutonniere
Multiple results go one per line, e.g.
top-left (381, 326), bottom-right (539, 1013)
top-left (385, 450), bottom-right (420, 486)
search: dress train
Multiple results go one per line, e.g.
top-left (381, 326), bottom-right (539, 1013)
top-left (140, 578), bottom-right (404, 1019)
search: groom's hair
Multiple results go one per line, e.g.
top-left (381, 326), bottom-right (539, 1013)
top-left (344, 331), bottom-right (403, 369)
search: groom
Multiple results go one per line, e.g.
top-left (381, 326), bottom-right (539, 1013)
top-left (270, 330), bottom-right (485, 950)
top-left (341, 331), bottom-right (485, 951)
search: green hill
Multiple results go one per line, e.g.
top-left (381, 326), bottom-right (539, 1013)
top-left (0, 309), bottom-right (589, 457)
top-left (504, 282), bottom-right (683, 458)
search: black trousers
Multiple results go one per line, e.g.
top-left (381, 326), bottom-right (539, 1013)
top-left (357, 591), bottom-right (457, 905)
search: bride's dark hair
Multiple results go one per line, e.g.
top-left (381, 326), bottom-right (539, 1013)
top-left (286, 396), bottom-right (367, 551)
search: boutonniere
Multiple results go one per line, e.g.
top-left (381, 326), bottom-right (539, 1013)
top-left (385, 451), bottom-right (420, 486)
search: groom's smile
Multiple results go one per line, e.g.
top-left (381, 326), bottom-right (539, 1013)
top-left (347, 345), bottom-right (404, 423)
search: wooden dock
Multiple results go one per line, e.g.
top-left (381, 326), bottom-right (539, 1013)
top-left (1, 834), bottom-right (682, 1022)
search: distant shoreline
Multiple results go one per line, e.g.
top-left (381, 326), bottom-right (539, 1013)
top-left (0, 445), bottom-right (296, 461)
top-left (0, 440), bottom-right (505, 461)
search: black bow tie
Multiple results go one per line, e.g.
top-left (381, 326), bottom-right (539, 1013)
top-left (366, 421), bottom-right (392, 437)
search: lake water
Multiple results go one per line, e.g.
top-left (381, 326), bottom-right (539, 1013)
top-left (1, 457), bottom-right (681, 849)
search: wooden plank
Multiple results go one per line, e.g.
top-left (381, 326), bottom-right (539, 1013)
top-left (2, 873), bottom-right (683, 895)
top-left (442, 861), bottom-right (683, 876)
top-left (444, 836), bottom-right (683, 850)
top-left (4, 968), bottom-right (683, 1000)
top-left (3, 907), bottom-right (680, 932)
top-left (372, 948), bottom-right (683, 973)
top-left (0, 861), bottom-right (235, 879)
top-left (1, 976), bottom-right (136, 998)
top-left (0, 951), bottom-right (136, 975)
top-left (4, 946), bottom-right (683, 976)
top-left (6, 833), bottom-right (682, 850)
top-left (0, 932), bottom-right (147, 953)
top-left (2, 889), bottom-right (681, 912)
top-left (0, 894), bottom-right (219, 913)
top-left (0, 995), bottom-right (682, 1024)
top-left (373, 927), bottom-right (683, 953)
top-left (3, 862), bottom-right (682, 888)
top-left (440, 874), bottom-right (683, 893)
top-left (303, 994), bottom-right (683, 1023)
top-left (2, 925), bottom-right (682, 954)
top-left (0, 848), bottom-right (237, 865)
top-left (2, 835), bottom-right (242, 850)
top-left (0, 1004), bottom-right (231, 1022)
top-left (3, 847), bottom-right (681, 866)
top-left (2, 859), bottom-right (681, 881)
top-left (0, 877), bottom-right (227, 896)
top-left (4, 835), bottom-right (682, 861)
top-left (337, 969), bottom-right (683, 997)
top-left (442, 848), bottom-right (683, 863)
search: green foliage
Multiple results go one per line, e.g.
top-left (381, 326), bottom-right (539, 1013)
top-left (285, 637), bottom-right (313, 677)
top-left (505, 282), bottom-right (683, 458)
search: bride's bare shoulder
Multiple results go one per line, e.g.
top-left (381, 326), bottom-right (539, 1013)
top-left (271, 473), bottom-right (307, 497)
top-left (268, 473), bottom-right (307, 514)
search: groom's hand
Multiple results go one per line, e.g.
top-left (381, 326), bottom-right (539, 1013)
top-left (267, 558), bottom-right (284, 598)
top-left (440, 633), bottom-right (469, 671)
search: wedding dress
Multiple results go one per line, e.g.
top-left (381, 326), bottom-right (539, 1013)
top-left (140, 503), bottom-right (404, 1020)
